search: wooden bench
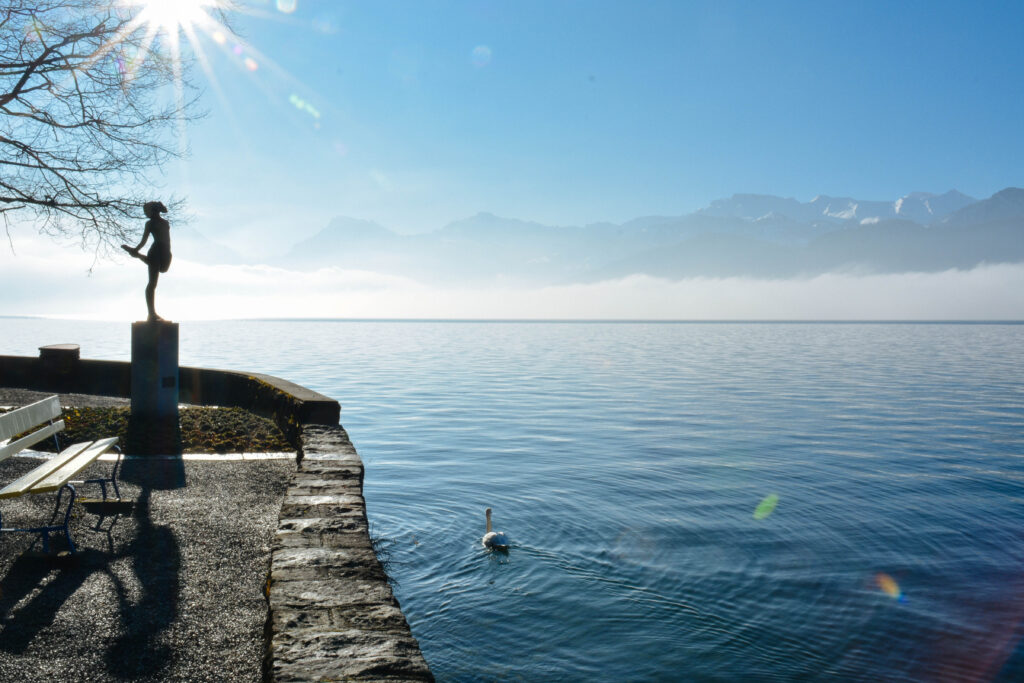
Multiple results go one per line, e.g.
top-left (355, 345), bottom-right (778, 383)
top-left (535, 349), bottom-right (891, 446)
top-left (0, 396), bottom-right (122, 554)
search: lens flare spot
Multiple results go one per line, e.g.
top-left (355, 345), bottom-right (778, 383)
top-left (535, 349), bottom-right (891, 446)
top-left (276, 0), bottom-right (298, 13)
top-left (25, 20), bottom-right (40, 42)
top-left (471, 45), bottom-right (492, 68)
top-left (753, 493), bottom-right (779, 520)
top-left (875, 573), bottom-right (903, 600)
top-left (612, 529), bottom-right (658, 566)
top-left (312, 17), bottom-right (336, 34)
top-left (232, 43), bottom-right (244, 56)
top-left (289, 94), bottom-right (321, 119)
top-left (244, 57), bottom-right (259, 71)
top-left (211, 30), bottom-right (226, 45)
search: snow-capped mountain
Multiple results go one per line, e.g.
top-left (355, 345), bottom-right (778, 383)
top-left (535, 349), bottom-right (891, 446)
top-left (697, 190), bottom-right (976, 225)
top-left (894, 190), bottom-right (975, 223)
top-left (280, 188), bottom-right (1021, 285)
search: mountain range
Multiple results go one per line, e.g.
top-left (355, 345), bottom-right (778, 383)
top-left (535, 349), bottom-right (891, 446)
top-left (184, 188), bottom-right (1024, 284)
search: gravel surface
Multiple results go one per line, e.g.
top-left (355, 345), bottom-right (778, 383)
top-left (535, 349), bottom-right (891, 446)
top-left (0, 456), bottom-right (294, 682)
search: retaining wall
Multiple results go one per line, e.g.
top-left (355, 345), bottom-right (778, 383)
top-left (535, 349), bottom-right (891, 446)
top-left (270, 425), bottom-right (434, 681)
top-left (0, 347), bottom-right (432, 681)
top-left (0, 351), bottom-right (339, 448)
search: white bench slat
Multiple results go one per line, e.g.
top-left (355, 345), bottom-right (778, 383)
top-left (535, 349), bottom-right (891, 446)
top-left (0, 441), bottom-right (92, 499)
top-left (30, 437), bottom-right (119, 494)
top-left (0, 396), bottom-right (62, 441)
top-left (0, 420), bottom-right (65, 463)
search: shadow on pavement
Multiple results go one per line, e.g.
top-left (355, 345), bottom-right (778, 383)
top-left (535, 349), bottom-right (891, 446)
top-left (0, 549), bottom-right (103, 654)
top-left (0, 475), bottom-right (182, 680)
top-left (104, 488), bottom-right (180, 679)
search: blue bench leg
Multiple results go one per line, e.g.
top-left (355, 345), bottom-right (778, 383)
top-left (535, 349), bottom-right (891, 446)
top-left (82, 446), bottom-right (122, 501)
top-left (50, 483), bottom-right (77, 554)
top-left (0, 483), bottom-right (78, 555)
top-left (111, 446), bottom-right (122, 499)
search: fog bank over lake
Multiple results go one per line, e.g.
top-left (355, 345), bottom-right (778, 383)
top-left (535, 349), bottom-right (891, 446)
top-left (2, 239), bottom-right (1024, 321)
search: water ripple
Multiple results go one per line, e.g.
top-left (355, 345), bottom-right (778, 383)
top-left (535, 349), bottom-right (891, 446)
top-left (4, 320), bottom-right (1024, 681)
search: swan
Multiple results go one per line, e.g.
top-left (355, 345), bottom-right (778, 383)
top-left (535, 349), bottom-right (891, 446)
top-left (482, 508), bottom-right (510, 550)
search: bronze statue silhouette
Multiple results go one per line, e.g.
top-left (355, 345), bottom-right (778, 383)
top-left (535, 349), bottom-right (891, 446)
top-left (122, 201), bottom-right (172, 322)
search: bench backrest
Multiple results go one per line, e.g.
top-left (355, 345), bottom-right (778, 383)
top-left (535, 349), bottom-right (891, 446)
top-left (0, 396), bottom-right (64, 463)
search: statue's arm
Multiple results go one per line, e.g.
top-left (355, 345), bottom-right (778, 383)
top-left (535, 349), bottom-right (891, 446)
top-left (132, 221), bottom-right (153, 251)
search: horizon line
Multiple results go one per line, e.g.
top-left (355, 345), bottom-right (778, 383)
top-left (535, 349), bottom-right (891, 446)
top-left (2, 315), bottom-right (1023, 325)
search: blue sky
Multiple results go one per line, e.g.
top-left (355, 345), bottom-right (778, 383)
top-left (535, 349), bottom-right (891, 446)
top-left (169, 0), bottom-right (1024, 247)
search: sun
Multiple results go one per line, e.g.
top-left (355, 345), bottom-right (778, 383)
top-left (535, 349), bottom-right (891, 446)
top-left (132, 0), bottom-right (218, 33)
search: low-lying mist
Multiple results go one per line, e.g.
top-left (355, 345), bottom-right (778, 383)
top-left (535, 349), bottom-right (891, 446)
top-left (3, 241), bottom-right (1022, 321)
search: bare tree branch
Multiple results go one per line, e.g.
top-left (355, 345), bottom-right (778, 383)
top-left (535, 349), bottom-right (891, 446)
top-left (0, 0), bottom-right (219, 255)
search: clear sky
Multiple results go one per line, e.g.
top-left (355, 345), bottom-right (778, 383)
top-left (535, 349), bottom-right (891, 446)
top-left (170, 0), bottom-right (1024, 251)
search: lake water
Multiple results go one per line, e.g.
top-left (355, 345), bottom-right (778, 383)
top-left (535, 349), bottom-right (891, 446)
top-left (3, 319), bottom-right (1024, 681)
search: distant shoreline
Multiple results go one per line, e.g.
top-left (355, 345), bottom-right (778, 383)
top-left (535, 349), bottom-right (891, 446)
top-left (2, 315), bottom-right (1023, 324)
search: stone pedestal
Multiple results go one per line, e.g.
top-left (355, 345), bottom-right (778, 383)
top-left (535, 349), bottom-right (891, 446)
top-left (129, 321), bottom-right (181, 454)
top-left (131, 321), bottom-right (179, 419)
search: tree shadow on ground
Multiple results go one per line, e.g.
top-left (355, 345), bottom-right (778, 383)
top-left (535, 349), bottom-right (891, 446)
top-left (0, 549), bottom-right (104, 654)
top-left (104, 487), bottom-right (180, 679)
top-left (0, 463), bottom-right (184, 680)
top-left (119, 456), bottom-right (186, 490)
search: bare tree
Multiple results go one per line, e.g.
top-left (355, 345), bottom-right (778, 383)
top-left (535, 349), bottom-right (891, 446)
top-left (1, 0), bottom-right (208, 254)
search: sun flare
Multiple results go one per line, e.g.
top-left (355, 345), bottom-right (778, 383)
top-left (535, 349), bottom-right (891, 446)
top-left (132, 0), bottom-right (217, 32)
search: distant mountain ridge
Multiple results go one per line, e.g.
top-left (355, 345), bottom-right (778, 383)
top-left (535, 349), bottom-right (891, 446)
top-left (279, 188), bottom-right (1023, 284)
top-left (941, 187), bottom-right (1024, 226)
top-left (698, 189), bottom-right (975, 224)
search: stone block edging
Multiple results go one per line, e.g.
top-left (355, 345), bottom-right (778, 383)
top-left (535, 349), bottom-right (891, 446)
top-left (268, 424), bottom-right (433, 682)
